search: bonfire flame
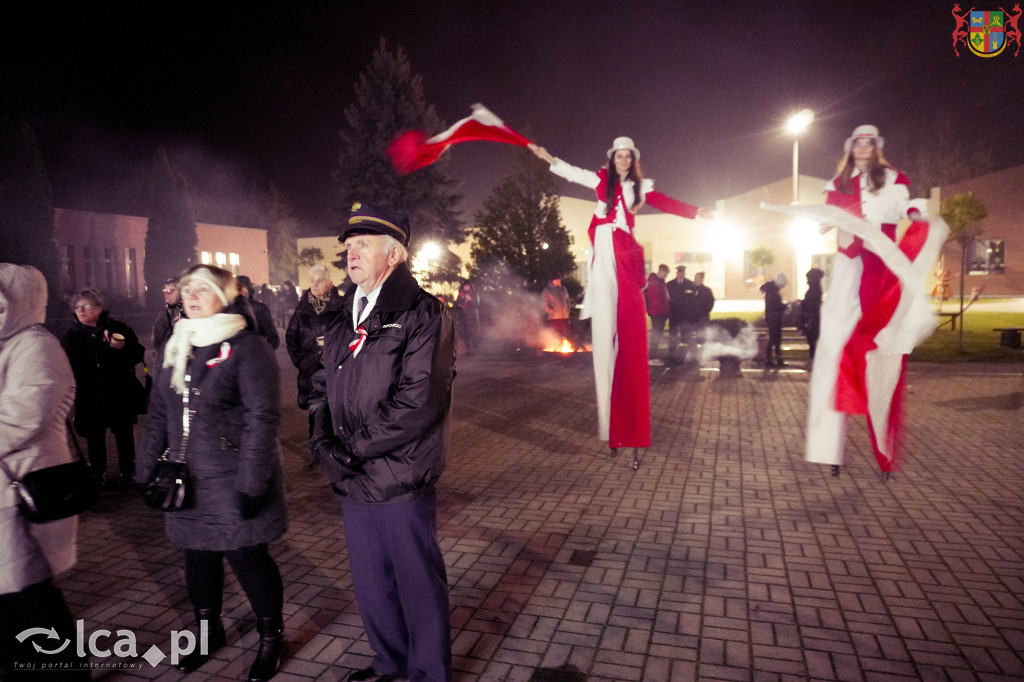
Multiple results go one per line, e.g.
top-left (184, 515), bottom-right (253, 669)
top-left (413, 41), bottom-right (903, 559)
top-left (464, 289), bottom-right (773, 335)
top-left (541, 336), bottom-right (592, 354)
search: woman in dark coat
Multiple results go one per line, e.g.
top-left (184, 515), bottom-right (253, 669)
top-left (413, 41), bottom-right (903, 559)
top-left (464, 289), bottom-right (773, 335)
top-left (800, 268), bottom-right (824, 360)
top-left (138, 265), bottom-right (287, 681)
top-left (61, 288), bottom-right (144, 486)
top-left (760, 273), bottom-right (788, 367)
top-left (276, 281), bottom-right (298, 328)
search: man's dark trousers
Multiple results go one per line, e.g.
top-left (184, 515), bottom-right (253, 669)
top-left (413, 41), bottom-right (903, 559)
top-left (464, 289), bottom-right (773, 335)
top-left (342, 493), bottom-right (451, 681)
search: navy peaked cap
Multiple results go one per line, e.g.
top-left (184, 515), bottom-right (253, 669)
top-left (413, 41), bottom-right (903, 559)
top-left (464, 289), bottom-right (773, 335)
top-left (341, 202), bottom-right (411, 246)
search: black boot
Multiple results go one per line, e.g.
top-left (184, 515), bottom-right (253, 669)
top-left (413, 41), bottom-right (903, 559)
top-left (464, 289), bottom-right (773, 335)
top-left (176, 609), bottom-right (226, 672)
top-left (248, 615), bottom-right (286, 682)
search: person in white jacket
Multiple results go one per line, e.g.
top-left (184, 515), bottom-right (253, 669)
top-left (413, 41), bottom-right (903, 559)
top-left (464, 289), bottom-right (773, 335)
top-left (0, 263), bottom-right (89, 679)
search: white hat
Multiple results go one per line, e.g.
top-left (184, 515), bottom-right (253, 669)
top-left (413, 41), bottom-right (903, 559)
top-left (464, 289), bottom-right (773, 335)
top-left (843, 125), bottom-right (884, 154)
top-left (774, 272), bottom-right (788, 288)
top-left (606, 136), bottom-right (640, 160)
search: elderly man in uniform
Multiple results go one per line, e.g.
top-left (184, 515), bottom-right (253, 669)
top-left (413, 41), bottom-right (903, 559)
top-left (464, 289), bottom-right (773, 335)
top-left (309, 202), bottom-right (456, 682)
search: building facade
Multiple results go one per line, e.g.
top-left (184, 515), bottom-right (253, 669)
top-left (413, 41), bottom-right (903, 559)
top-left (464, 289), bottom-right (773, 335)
top-left (936, 165), bottom-right (1023, 297)
top-left (54, 208), bottom-right (269, 304)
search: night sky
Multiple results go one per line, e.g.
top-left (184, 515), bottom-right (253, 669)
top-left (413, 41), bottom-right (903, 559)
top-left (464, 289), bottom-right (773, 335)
top-left (4, 1), bottom-right (1023, 237)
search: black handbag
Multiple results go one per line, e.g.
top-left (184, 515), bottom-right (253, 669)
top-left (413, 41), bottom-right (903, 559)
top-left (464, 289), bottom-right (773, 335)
top-left (142, 454), bottom-right (192, 511)
top-left (0, 421), bottom-right (98, 524)
top-left (143, 371), bottom-right (194, 512)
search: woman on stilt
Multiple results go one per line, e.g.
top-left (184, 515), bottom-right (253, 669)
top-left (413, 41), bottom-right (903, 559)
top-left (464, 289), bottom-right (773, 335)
top-left (529, 138), bottom-right (712, 458)
top-left (807, 125), bottom-right (943, 481)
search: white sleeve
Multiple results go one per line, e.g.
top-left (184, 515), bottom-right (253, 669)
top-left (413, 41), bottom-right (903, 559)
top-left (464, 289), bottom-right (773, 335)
top-left (906, 198), bottom-right (928, 218)
top-left (549, 159), bottom-right (600, 190)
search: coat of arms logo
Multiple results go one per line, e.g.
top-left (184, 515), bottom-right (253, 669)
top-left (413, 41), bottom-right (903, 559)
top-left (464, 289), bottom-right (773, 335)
top-left (952, 4), bottom-right (1022, 57)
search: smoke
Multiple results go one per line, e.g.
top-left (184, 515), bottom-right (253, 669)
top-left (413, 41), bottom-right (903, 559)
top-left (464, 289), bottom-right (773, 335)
top-left (482, 289), bottom-right (549, 349)
top-left (695, 321), bottom-right (758, 364)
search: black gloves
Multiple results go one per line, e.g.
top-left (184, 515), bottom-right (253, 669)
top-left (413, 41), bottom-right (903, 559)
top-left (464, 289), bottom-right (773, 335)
top-left (237, 492), bottom-right (266, 520)
top-left (308, 400), bottom-right (366, 482)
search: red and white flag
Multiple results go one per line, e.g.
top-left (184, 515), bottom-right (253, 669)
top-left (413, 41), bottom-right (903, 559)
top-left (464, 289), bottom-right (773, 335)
top-left (386, 103), bottom-right (532, 175)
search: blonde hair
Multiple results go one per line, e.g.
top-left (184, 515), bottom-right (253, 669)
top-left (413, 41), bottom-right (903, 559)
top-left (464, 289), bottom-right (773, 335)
top-left (179, 265), bottom-right (238, 304)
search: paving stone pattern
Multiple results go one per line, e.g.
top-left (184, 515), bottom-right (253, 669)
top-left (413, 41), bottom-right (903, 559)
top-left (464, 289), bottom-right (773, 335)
top-left (62, 349), bottom-right (1024, 681)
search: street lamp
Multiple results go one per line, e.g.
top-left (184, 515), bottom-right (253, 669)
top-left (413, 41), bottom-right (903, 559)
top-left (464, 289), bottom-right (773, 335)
top-left (785, 109), bottom-right (814, 204)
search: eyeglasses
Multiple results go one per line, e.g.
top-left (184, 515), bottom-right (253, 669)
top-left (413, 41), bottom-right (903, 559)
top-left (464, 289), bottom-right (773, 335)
top-left (181, 285), bottom-right (216, 298)
top-left (162, 288), bottom-right (178, 295)
top-left (852, 139), bottom-right (875, 148)
top-left (74, 304), bottom-right (96, 312)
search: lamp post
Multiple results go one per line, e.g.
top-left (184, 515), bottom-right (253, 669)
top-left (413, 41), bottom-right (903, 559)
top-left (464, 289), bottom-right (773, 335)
top-left (785, 109), bottom-right (814, 204)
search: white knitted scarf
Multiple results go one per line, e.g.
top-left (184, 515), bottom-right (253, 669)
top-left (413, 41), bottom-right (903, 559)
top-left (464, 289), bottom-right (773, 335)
top-left (163, 313), bottom-right (247, 393)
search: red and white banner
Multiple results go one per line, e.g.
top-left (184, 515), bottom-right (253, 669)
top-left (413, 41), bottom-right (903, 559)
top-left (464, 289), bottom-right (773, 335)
top-left (386, 103), bottom-right (532, 175)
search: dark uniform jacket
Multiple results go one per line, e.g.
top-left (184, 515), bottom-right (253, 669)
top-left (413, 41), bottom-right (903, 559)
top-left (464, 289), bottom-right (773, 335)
top-left (285, 286), bottom-right (342, 409)
top-left (61, 311), bottom-right (145, 433)
top-left (666, 277), bottom-right (699, 323)
top-left (312, 264), bottom-right (456, 505)
top-left (138, 300), bottom-right (287, 550)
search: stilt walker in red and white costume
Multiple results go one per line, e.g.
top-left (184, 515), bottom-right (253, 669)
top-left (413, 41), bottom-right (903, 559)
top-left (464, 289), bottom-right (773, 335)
top-left (529, 138), bottom-right (713, 453)
top-left (801, 125), bottom-right (947, 479)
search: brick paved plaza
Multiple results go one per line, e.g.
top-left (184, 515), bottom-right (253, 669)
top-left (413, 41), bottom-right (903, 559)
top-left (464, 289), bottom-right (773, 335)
top-left (60, 348), bottom-right (1023, 681)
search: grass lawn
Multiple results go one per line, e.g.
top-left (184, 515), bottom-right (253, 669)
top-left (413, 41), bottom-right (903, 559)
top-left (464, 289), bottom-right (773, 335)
top-left (910, 311), bottom-right (1024, 362)
top-left (710, 310), bottom-right (1024, 363)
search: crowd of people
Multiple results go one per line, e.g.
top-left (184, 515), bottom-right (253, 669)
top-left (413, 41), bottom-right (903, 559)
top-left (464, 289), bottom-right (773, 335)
top-left (1, 124), bottom-right (942, 681)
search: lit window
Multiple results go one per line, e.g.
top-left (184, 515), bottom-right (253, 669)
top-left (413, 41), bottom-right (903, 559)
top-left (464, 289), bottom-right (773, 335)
top-left (229, 253), bottom-right (240, 265)
top-left (201, 252), bottom-right (212, 264)
top-left (215, 252), bottom-right (226, 266)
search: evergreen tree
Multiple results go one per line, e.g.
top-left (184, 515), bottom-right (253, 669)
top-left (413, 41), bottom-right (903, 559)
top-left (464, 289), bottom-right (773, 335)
top-left (261, 182), bottom-right (300, 284)
top-left (335, 38), bottom-right (463, 251)
top-left (469, 150), bottom-right (575, 292)
top-left (0, 118), bottom-right (60, 311)
top-left (298, 247), bottom-right (324, 268)
top-left (144, 148), bottom-right (197, 309)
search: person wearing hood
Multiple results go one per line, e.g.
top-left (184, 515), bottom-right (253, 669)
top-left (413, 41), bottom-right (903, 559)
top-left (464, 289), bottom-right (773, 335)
top-left (0, 264), bottom-right (90, 679)
top-left (61, 288), bottom-right (145, 486)
top-left (237, 275), bottom-right (280, 349)
top-left (760, 273), bottom-right (788, 367)
top-left (138, 264), bottom-right (288, 680)
top-left (800, 268), bottom-right (825, 361)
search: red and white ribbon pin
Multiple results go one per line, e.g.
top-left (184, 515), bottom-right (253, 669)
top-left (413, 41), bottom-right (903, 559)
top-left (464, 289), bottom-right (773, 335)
top-left (349, 326), bottom-right (367, 357)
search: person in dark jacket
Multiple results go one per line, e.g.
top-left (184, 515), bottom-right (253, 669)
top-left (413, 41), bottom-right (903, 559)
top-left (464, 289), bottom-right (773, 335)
top-left (237, 275), bottom-right (280, 349)
top-left (665, 265), bottom-right (697, 362)
top-left (152, 277), bottom-right (184, 352)
top-left (286, 265), bottom-right (341, 411)
top-left (286, 265), bottom-right (342, 470)
top-left (276, 281), bottom-right (298, 329)
top-left (760, 273), bottom-right (788, 367)
top-left (453, 279), bottom-right (480, 356)
top-left (801, 268), bottom-right (824, 361)
top-left (138, 265), bottom-right (287, 681)
top-left (61, 288), bottom-right (145, 486)
top-left (310, 202), bottom-right (456, 682)
top-left (692, 272), bottom-right (715, 324)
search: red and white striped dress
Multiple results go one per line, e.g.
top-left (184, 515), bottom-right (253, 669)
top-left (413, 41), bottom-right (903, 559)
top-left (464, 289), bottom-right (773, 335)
top-left (548, 159), bottom-right (699, 449)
